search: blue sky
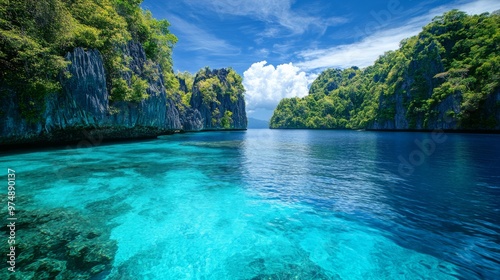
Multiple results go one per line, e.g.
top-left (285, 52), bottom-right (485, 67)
top-left (142, 0), bottom-right (500, 120)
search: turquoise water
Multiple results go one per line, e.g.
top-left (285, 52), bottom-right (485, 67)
top-left (2, 130), bottom-right (500, 279)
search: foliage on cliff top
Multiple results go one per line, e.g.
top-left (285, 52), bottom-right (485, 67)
top-left (0, 0), bottom-right (177, 119)
top-left (165, 67), bottom-right (245, 128)
top-left (270, 10), bottom-right (500, 130)
top-left (162, 71), bottom-right (194, 114)
top-left (194, 67), bottom-right (245, 105)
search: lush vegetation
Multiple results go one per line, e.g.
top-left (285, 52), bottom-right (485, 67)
top-left (191, 67), bottom-right (244, 128)
top-left (194, 67), bottom-right (244, 105)
top-left (0, 0), bottom-right (177, 120)
top-left (176, 71), bottom-right (195, 107)
top-left (169, 68), bottom-right (244, 120)
top-left (270, 10), bottom-right (500, 129)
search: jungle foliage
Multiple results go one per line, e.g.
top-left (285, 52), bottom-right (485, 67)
top-left (270, 10), bottom-right (500, 129)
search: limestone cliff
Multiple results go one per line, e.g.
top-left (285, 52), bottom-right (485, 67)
top-left (367, 39), bottom-right (500, 130)
top-left (0, 44), bottom-right (247, 146)
top-left (188, 68), bottom-right (247, 131)
top-left (270, 10), bottom-right (500, 131)
top-left (368, 41), bottom-right (449, 130)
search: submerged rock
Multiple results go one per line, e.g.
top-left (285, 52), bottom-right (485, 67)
top-left (0, 204), bottom-right (117, 280)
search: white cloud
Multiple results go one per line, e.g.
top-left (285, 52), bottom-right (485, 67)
top-left (296, 23), bottom-right (421, 70)
top-left (256, 48), bottom-right (270, 57)
top-left (243, 61), bottom-right (311, 111)
top-left (445, 0), bottom-right (500, 16)
top-left (296, 0), bottom-right (500, 71)
top-left (184, 0), bottom-right (346, 36)
top-left (167, 14), bottom-right (240, 56)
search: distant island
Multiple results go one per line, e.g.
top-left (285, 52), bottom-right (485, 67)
top-left (0, 0), bottom-right (247, 146)
top-left (270, 10), bottom-right (500, 131)
top-left (247, 118), bottom-right (270, 129)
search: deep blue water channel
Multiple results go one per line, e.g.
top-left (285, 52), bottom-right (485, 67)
top-left (2, 129), bottom-right (500, 279)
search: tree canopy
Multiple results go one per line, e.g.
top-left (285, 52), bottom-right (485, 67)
top-left (0, 0), bottom-right (177, 119)
top-left (270, 10), bottom-right (500, 130)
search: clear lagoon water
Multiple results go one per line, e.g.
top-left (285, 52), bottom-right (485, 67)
top-left (2, 129), bottom-right (500, 279)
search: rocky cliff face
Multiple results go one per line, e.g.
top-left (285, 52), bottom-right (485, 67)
top-left (369, 42), bottom-right (447, 130)
top-left (187, 68), bottom-right (247, 130)
top-left (0, 48), bottom-right (111, 145)
top-left (0, 44), bottom-right (247, 146)
top-left (109, 42), bottom-right (182, 131)
top-left (367, 40), bottom-right (500, 130)
top-left (270, 10), bottom-right (500, 131)
top-left (368, 41), bottom-right (500, 130)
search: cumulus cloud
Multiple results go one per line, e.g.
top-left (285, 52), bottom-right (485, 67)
top-left (243, 61), bottom-right (312, 111)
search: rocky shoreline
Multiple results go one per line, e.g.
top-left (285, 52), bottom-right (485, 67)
top-left (0, 44), bottom-right (247, 147)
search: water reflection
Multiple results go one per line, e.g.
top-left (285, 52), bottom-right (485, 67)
top-left (242, 129), bottom-right (500, 278)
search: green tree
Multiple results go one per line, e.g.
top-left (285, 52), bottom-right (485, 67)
top-left (270, 10), bottom-right (500, 130)
top-left (0, 0), bottom-right (178, 120)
